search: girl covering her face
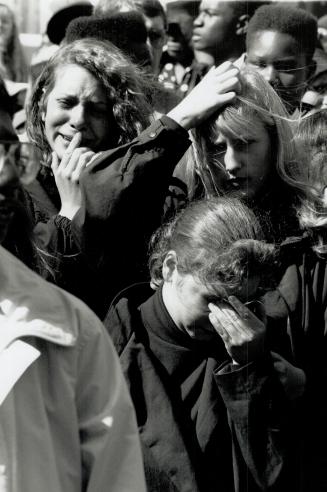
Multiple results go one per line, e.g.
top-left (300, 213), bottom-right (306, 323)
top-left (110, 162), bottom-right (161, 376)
top-left (105, 196), bottom-right (304, 492)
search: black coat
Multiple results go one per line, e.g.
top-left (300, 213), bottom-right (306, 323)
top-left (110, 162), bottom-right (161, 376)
top-left (105, 283), bottom-right (301, 492)
top-left (265, 234), bottom-right (327, 492)
top-left (27, 117), bottom-right (190, 318)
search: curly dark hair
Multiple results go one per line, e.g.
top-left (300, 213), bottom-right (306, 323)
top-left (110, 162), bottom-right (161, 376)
top-left (26, 38), bottom-right (155, 162)
top-left (149, 197), bottom-right (279, 293)
top-left (246, 4), bottom-right (317, 61)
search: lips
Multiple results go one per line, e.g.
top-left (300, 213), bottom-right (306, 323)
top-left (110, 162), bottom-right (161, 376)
top-left (60, 134), bottom-right (74, 143)
top-left (59, 133), bottom-right (92, 148)
top-left (192, 32), bottom-right (202, 42)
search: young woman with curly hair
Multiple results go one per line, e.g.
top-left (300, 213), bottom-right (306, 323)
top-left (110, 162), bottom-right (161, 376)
top-left (105, 196), bottom-right (304, 492)
top-left (26, 38), bottom-right (241, 317)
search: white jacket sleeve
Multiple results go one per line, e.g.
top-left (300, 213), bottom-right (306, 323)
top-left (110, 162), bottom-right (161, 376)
top-left (75, 308), bottom-right (147, 492)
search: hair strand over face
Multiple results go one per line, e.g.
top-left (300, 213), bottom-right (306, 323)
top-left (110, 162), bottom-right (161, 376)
top-left (26, 38), bottom-right (155, 162)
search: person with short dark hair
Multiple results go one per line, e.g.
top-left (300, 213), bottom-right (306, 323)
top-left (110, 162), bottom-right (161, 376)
top-left (64, 10), bottom-right (152, 68)
top-left (193, 0), bottom-right (263, 67)
top-left (158, 0), bottom-right (198, 96)
top-left (46, 0), bottom-right (93, 46)
top-left (136, 0), bottom-right (167, 75)
top-left (94, 0), bottom-right (167, 75)
top-left (245, 3), bottom-right (318, 114)
top-left (0, 75), bottom-right (44, 273)
top-left (184, 0), bottom-right (264, 94)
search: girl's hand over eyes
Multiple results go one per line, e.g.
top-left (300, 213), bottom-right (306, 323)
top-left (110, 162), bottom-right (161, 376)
top-left (208, 295), bottom-right (266, 365)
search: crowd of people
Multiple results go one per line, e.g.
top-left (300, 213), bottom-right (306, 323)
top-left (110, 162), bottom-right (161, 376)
top-left (1, 0), bottom-right (327, 491)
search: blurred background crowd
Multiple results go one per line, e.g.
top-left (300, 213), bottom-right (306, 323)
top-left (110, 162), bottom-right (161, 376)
top-left (1, 0), bottom-right (327, 135)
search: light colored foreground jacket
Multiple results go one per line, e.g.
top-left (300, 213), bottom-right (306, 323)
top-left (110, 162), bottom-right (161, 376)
top-left (0, 246), bottom-right (146, 492)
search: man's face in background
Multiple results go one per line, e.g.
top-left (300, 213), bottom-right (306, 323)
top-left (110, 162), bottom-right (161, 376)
top-left (246, 29), bottom-right (314, 111)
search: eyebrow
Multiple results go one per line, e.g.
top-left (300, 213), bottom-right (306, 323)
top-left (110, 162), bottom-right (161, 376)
top-left (57, 94), bottom-right (107, 105)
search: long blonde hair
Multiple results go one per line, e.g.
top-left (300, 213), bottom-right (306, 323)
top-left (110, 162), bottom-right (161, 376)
top-left (188, 69), bottom-right (308, 202)
top-left (295, 109), bottom-right (327, 254)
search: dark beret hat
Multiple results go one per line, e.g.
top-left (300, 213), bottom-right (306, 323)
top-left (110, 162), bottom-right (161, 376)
top-left (47, 2), bottom-right (93, 45)
top-left (65, 11), bottom-right (152, 67)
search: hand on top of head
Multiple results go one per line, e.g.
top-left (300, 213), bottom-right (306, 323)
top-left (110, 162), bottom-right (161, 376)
top-left (167, 60), bottom-right (241, 130)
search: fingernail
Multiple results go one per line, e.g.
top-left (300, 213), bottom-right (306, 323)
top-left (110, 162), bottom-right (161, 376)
top-left (73, 133), bottom-right (82, 143)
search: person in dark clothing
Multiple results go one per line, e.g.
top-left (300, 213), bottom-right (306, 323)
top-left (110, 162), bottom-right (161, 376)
top-left (64, 10), bottom-right (152, 69)
top-left (185, 0), bottom-right (265, 94)
top-left (94, 0), bottom-right (167, 76)
top-left (0, 75), bottom-right (46, 274)
top-left (105, 196), bottom-right (305, 492)
top-left (25, 38), bottom-right (241, 318)
top-left (158, 0), bottom-right (199, 97)
top-left (263, 109), bottom-right (327, 491)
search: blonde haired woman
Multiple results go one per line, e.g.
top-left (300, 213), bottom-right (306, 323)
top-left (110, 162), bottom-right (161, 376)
top-left (171, 69), bottom-right (308, 243)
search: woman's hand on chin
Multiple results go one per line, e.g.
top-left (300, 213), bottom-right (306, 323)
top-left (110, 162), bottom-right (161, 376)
top-left (51, 133), bottom-right (99, 220)
top-left (208, 295), bottom-right (266, 366)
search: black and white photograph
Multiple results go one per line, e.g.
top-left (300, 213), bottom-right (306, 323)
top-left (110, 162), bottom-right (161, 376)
top-left (0, 0), bottom-right (327, 490)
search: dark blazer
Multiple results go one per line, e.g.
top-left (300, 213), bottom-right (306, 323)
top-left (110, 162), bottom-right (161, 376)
top-left (105, 283), bottom-right (301, 492)
top-left (265, 234), bottom-right (327, 492)
top-left (26, 117), bottom-right (190, 318)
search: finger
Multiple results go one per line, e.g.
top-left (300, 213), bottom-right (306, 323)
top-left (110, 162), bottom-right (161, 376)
top-left (63, 147), bottom-right (91, 176)
top-left (208, 312), bottom-right (230, 342)
top-left (70, 151), bottom-right (95, 181)
top-left (66, 132), bottom-right (82, 154)
top-left (209, 301), bottom-right (241, 328)
top-left (227, 297), bottom-right (266, 337)
top-left (209, 303), bottom-right (245, 338)
top-left (216, 91), bottom-right (237, 105)
top-left (218, 76), bottom-right (241, 94)
top-left (251, 300), bottom-right (266, 323)
top-left (51, 152), bottom-right (59, 172)
top-left (228, 295), bottom-right (259, 322)
top-left (232, 53), bottom-right (245, 70)
top-left (201, 62), bottom-right (235, 84)
top-left (85, 151), bottom-right (104, 168)
top-left (213, 60), bottom-right (235, 75)
top-left (216, 67), bottom-right (239, 83)
top-left (59, 132), bottom-right (82, 169)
